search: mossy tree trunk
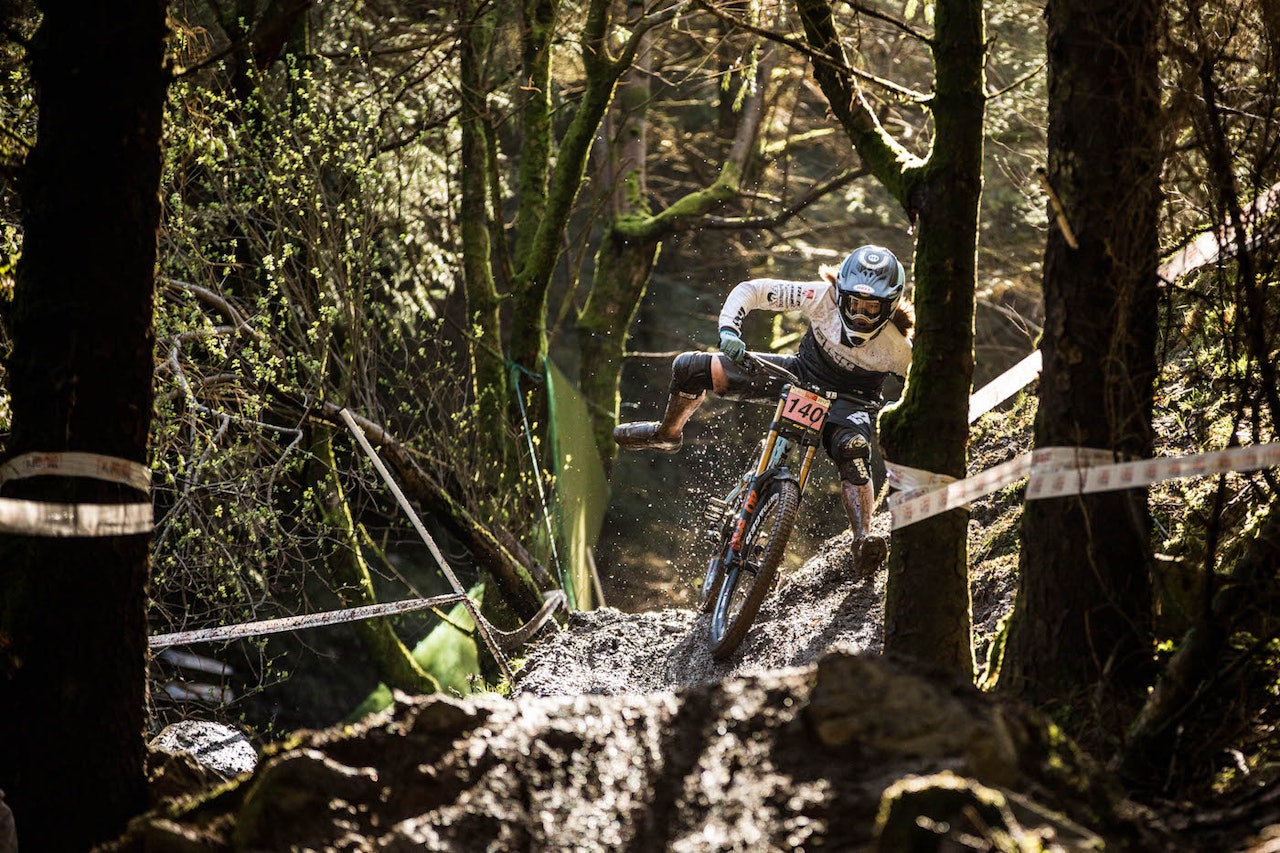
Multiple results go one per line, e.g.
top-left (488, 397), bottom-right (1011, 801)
top-left (999, 0), bottom-right (1163, 714)
top-left (578, 36), bottom-right (776, 471)
top-left (312, 426), bottom-right (440, 695)
top-left (0, 2), bottom-right (167, 849)
top-left (457, 0), bottom-right (512, 472)
top-left (798, 0), bottom-right (985, 676)
top-left (455, 0), bottom-right (680, 482)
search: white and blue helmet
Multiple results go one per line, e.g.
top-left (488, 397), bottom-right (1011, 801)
top-left (834, 245), bottom-right (906, 346)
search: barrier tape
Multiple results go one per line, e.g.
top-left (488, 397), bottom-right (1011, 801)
top-left (0, 451), bottom-right (151, 493)
top-left (968, 350), bottom-right (1042, 424)
top-left (887, 443), bottom-right (1280, 530)
top-left (148, 592), bottom-right (471, 648)
top-left (0, 496), bottom-right (153, 537)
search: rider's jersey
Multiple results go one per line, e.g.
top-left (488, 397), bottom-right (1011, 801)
top-left (718, 277), bottom-right (913, 401)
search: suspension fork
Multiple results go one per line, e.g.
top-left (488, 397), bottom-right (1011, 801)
top-left (728, 399), bottom-right (789, 555)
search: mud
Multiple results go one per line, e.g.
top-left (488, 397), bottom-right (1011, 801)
top-left (516, 530), bottom-right (884, 698)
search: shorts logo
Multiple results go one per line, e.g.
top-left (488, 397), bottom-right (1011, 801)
top-left (846, 412), bottom-right (870, 426)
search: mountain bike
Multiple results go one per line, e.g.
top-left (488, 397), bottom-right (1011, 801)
top-left (698, 354), bottom-right (873, 659)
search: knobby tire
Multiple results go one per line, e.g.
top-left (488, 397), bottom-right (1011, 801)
top-left (699, 485), bottom-right (746, 614)
top-left (708, 478), bottom-right (800, 660)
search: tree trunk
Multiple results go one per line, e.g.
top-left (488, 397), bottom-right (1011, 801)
top-left (457, 0), bottom-right (512, 470)
top-left (999, 0), bottom-right (1163, 711)
top-left (579, 37), bottom-right (774, 470)
top-left (799, 0), bottom-right (985, 676)
top-left (312, 426), bottom-right (440, 695)
top-left (878, 0), bottom-right (985, 676)
top-left (0, 2), bottom-right (167, 849)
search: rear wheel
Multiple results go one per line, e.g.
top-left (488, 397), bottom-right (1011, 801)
top-left (708, 478), bottom-right (800, 659)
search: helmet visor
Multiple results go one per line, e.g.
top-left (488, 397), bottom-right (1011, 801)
top-left (840, 293), bottom-right (884, 331)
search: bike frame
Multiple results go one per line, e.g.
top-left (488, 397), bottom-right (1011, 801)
top-left (722, 361), bottom-right (832, 562)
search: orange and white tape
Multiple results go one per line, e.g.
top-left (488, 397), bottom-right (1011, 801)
top-left (968, 350), bottom-right (1043, 423)
top-left (0, 451), bottom-right (153, 536)
top-left (887, 443), bottom-right (1280, 530)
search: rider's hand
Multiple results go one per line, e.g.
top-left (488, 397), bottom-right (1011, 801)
top-left (719, 328), bottom-right (747, 363)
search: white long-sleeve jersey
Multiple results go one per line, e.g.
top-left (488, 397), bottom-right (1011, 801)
top-left (718, 277), bottom-right (912, 399)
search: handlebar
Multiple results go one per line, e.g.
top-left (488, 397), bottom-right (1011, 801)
top-left (738, 351), bottom-right (875, 409)
top-left (741, 352), bottom-right (801, 385)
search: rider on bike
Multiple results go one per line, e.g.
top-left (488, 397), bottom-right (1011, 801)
top-left (614, 245), bottom-right (914, 571)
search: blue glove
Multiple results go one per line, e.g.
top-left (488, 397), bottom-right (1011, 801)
top-left (719, 328), bottom-right (747, 363)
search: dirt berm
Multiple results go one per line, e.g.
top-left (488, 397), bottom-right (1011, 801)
top-left (111, 534), bottom-right (1180, 851)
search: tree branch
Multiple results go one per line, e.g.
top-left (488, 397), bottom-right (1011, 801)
top-left (696, 0), bottom-right (930, 103)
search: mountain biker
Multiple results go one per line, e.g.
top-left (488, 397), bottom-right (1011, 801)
top-left (614, 245), bottom-right (914, 572)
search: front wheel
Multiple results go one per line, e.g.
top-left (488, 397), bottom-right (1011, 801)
top-left (708, 478), bottom-right (800, 660)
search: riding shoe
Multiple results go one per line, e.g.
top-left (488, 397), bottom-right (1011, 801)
top-left (613, 421), bottom-right (682, 452)
top-left (853, 534), bottom-right (888, 574)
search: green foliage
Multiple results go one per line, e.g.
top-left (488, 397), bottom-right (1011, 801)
top-left (147, 8), bottom-right (550, 728)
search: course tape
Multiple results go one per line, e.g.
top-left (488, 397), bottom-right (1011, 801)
top-left (149, 588), bottom-right (568, 651)
top-left (968, 350), bottom-right (1042, 423)
top-left (0, 496), bottom-right (153, 537)
top-left (0, 451), bottom-right (151, 493)
top-left (148, 592), bottom-right (471, 648)
top-left (887, 443), bottom-right (1280, 530)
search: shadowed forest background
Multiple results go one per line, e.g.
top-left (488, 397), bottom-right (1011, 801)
top-left (1, 0), bottom-right (1279, 849)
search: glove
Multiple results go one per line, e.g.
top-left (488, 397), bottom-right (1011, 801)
top-left (718, 328), bottom-right (747, 363)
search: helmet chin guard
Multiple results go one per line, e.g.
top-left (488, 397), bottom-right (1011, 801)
top-left (835, 245), bottom-right (905, 346)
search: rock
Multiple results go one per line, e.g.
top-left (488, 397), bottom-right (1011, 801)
top-left (147, 719), bottom-right (257, 801)
top-left (806, 653), bottom-right (1020, 787)
top-left (873, 771), bottom-right (1104, 852)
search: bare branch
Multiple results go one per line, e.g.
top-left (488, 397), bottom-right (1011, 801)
top-left (840, 1), bottom-right (933, 44)
top-left (695, 0), bottom-right (930, 103)
top-left (700, 166), bottom-right (870, 230)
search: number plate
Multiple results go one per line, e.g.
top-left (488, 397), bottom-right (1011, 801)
top-left (780, 386), bottom-right (830, 431)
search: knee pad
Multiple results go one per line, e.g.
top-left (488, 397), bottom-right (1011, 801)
top-left (670, 351), bottom-right (713, 397)
top-left (833, 432), bottom-right (872, 485)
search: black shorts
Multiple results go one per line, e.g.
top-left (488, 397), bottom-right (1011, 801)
top-left (716, 353), bottom-right (880, 470)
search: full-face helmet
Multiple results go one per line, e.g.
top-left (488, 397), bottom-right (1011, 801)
top-left (834, 245), bottom-right (905, 346)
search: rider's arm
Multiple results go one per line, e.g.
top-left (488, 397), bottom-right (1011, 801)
top-left (717, 278), bottom-right (823, 333)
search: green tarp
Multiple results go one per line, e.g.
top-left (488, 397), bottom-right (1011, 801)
top-left (545, 360), bottom-right (610, 610)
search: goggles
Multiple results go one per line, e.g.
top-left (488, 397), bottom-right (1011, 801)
top-left (840, 293), bottom-right (884, 328)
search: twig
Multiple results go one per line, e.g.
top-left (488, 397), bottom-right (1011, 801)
top-left (1036, 166), bottom-right (1079, 249)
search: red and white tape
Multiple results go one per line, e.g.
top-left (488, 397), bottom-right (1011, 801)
top-left (887, 443), bottom-right (1280, 530)
top-left (0, 451), bottom-right (151, 493)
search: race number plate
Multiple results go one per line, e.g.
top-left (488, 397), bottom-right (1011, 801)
top-left (780, 386), bottom-right (830, 431)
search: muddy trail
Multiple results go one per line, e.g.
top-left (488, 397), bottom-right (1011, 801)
top-left (515, 529), bottom-right (887, 699)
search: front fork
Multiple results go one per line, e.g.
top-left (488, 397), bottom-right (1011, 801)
top-left (725, 398), bottom-right (820, 558)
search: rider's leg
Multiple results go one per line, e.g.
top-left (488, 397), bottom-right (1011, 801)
top-left (614, 352), bottom-right (715, 452)
top-left (831, 426), bottom-right (887, 572)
